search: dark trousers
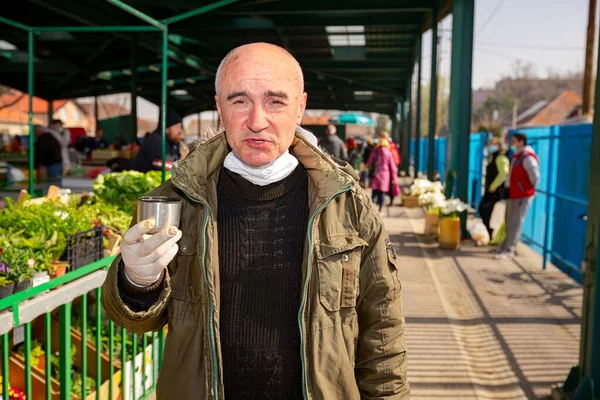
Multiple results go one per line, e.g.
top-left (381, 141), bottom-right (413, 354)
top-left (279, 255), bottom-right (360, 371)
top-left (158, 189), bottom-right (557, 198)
top-left (478, 191), bottom-right (501, 238)
top-left (372, 190), bottom-right (386, 211)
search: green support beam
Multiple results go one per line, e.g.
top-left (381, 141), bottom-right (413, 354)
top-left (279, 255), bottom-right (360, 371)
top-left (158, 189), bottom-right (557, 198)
top-left (399, 98), bottom-right (405, 150)
top-left (28, 30), bottom-right (35, 196)
top-left (0, 16), bottom-right (32, 31)
top-left (414, 35), bottom-right (422, 179)
top-left (34, 26), bottom-right (159, 32)
top-left (404, 82), bottom-right (412, 176)
top-left (163, 0), bottom-right (241, 25)
top-left (104, 0), bottom-right (165, 30)
top-left (161, 26), bottom-right (168, 183)
top-left (131, 38), bottom-right (138, 143)
top-left (427, 7), bottom-right (438, 181)
top-left (448, 0), bottom-right (475, 234)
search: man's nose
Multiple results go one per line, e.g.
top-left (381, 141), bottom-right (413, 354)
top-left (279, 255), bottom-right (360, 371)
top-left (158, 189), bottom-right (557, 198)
top-left (246, 105), bottom-right (269, 133)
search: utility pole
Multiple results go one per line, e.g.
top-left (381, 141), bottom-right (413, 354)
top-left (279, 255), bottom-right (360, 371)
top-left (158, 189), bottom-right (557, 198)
top-left (583, 0), bottom-right (598, 115)
top-left (512, 98), bottom-right (519, 129)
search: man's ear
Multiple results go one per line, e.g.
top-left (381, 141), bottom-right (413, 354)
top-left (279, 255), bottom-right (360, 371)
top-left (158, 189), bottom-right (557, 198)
top-left (296, 92), bottom-right (308, 125)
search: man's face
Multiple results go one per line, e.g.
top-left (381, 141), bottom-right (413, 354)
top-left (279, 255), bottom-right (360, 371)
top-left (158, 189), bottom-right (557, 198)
top-left (510, 136), bottom-right (523, 151)
top-left (96, 129), bottom-right (103, 139)
top-left (215, 46), bottom-right (307, 167)
top-left (167, 123), bottom-right (183, 143)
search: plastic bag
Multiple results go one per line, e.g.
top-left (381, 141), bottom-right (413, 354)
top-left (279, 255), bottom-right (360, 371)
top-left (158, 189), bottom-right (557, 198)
top-left (491, 222), bottom-right (506, 246)
top-left (467, 218), bottom-right (490, 246)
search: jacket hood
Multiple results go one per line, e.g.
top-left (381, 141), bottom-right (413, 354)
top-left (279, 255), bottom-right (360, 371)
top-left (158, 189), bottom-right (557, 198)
top-left (169, 126), bottom-right (355, 205)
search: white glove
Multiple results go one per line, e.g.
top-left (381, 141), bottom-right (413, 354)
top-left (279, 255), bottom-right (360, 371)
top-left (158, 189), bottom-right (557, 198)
top-left (121, 219), bottom-right (183, 287)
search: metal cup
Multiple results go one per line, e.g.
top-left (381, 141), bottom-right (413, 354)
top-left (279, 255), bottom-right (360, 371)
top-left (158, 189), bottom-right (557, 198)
top-left (137, 196), bottom-right (182, 234)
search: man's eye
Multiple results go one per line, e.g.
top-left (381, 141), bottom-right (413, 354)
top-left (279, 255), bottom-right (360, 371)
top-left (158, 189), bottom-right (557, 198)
top-left (234, 99), bottom-right (245, 104)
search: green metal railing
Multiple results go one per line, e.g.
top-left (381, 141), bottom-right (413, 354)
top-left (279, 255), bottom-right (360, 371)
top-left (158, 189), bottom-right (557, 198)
top-left (0, 256), bottom-right (164, 400)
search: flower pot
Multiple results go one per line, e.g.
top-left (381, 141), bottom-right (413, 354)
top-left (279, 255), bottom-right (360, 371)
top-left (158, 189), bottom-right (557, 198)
top-left (438, 217), bottom-right (461, 250)
top-left (13, 278), bottom-right (32, 294)
top-left (50, 262), bottom-right (68, 279)
top-left (403, 195), bottom-right (420, 208)
top-left (37, 354), bottom-right (46, 370)
top-left (424, 212), bottom-right (440, 236)
top-left (0, 281), bottom-right (15, 300)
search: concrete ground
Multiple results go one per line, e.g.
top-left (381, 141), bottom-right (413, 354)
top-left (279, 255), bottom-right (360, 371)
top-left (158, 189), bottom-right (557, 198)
top-left (387, 205), bottom-right (582, 399)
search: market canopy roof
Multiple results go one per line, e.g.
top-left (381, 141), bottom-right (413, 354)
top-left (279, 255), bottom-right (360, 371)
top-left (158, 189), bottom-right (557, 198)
top-left (0, 0), bottom-right (452, 116)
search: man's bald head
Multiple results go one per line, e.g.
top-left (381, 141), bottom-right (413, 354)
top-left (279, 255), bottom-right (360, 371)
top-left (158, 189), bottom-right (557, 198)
top-left (213, 42), bottom-right (308, 167)
top-left (215, 42), bottom-right (304, 95)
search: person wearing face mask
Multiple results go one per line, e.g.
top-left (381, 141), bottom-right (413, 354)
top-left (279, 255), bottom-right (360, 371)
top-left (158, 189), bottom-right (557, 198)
top-left (495, 132), bottom-right (540, 259)
top-left (478, 138), bottom-right (510, 239)
top-left (102, 43), bottom-right (409, 399)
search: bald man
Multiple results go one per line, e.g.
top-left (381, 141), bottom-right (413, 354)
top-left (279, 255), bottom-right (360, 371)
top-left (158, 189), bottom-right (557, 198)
top-left (103, 43), bottom-right (409, 399)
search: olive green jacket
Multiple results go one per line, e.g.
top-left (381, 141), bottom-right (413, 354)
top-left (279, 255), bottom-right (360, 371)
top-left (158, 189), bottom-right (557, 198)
top-left (102, 129), bottom-right (409, 399)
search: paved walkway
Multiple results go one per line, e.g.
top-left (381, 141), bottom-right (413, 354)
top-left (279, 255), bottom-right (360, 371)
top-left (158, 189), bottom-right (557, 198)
top-left (386, 205), bottom-right (582, 400)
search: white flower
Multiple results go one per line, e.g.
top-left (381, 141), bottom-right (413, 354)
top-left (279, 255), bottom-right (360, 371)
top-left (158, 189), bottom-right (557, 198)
top-left (440, 198), bottom-right (468, 215)
top-left (61, 212), bottom-right (69, 220)
top-left (54, 211), bottom-right (62, 217)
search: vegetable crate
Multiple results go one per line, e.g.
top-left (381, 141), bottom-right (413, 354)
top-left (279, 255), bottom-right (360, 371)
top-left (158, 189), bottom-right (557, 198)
top-left (66, 227), bottom-right (104, 272)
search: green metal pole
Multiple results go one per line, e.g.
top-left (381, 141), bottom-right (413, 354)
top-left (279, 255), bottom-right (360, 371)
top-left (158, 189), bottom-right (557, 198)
top-left (1, 334), bottom-right (9, 399)
top-left (104, 0), bottom-right (165, 30)
top-left (0, 16), bottom-right (32, 31)
top-left (47, 96), bottom-right (54, 126)
top-left (404, 84), bottom-right (412, 176)
top-left (427, 7), bottom-right (439, 181)
top-left (391, 114), bottom-right (397, 144)
top-left (414, 35), bottom-right (423, 179)
top-left (163, 0), bottom-right (240, 24)
top-left (161, 27), bottom-right (168, 183)
top-left (131, 38), bottom-right (138, 144)
top-left (448, 0), bottom-right (475, 234)
top-left (28, 30), bottom-right (35, 196)
top-left (59, 303), bottom-right (72, 400)
top-left (398, 99), bottom-right (405, 166)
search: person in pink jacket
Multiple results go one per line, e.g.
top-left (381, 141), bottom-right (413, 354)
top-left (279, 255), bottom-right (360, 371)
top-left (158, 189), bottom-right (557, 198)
top-left (368, 133), bottom-right (398, 215)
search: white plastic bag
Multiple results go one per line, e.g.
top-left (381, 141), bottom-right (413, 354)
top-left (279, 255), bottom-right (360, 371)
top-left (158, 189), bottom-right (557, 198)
top-left (467, 218), bottom-right (490, 246)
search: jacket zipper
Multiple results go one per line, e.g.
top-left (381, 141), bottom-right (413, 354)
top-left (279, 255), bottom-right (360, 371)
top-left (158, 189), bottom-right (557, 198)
top-left (298, 184), bottom-right (352, 400)
top-left (184, 193), bottom-right (219, 399)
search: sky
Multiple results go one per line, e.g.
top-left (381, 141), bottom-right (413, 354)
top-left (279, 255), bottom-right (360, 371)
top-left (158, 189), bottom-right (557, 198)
top-left (78, 0), bottom-right (596, 122)
top-left (422, 0), bottom-right (594, 89)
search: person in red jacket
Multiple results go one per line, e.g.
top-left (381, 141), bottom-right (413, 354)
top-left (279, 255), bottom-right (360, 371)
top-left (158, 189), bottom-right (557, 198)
top-left (495, 132), bottom-right (540, 259)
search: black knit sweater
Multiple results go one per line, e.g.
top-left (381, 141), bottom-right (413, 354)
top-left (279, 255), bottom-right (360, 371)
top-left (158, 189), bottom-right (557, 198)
top-left (217, 165), bottom-right (308, 399)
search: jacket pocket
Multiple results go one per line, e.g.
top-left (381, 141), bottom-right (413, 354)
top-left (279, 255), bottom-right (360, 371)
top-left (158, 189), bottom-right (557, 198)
top-left (385, 237), bottom-right (402, 300)
top-left (316, 234), bottom-right (368, 311)
top-left (170, 229), bottom-right (202, 307)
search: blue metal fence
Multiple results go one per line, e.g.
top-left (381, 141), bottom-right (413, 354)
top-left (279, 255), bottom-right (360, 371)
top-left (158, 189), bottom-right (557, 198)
top-left (468, 132), bottom-right (488, 209)
top-left (509, 123), bottom-right (592, 283)
top-left (409, 133), bottom-right (485, 202)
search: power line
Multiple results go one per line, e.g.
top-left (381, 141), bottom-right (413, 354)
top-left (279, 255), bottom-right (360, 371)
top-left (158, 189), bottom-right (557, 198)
top-left (477, 41), bottom-right (584, 51)
top-left (476, 0), bottom-right (507, 36)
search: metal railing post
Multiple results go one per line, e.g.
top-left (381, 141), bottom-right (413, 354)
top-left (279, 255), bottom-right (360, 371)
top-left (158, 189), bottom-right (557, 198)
top-left (542, 127), bottom-right (556, 269)
top-left (59, 303), bottom-right (72, 400)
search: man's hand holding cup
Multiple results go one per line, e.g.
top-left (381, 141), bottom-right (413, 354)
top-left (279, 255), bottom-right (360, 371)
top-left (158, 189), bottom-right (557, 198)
top-left (121, 219), bottom-right (182, 287)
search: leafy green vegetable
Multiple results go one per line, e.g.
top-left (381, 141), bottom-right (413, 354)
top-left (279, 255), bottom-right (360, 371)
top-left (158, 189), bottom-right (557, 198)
top-left (92, 170), bottom-right (168, 214)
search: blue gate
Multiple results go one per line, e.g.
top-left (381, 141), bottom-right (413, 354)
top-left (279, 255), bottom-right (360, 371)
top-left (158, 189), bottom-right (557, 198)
top-left (509, 123), bottom-right (591, 283)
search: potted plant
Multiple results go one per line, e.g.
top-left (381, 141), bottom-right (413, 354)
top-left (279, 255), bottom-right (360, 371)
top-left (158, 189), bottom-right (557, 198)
top-left (0, 258), bottom-right (15, 300)
top-left (418, 191), bottom-right (446, 236)
top-left (438, 198), bottom-right (468, 250)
